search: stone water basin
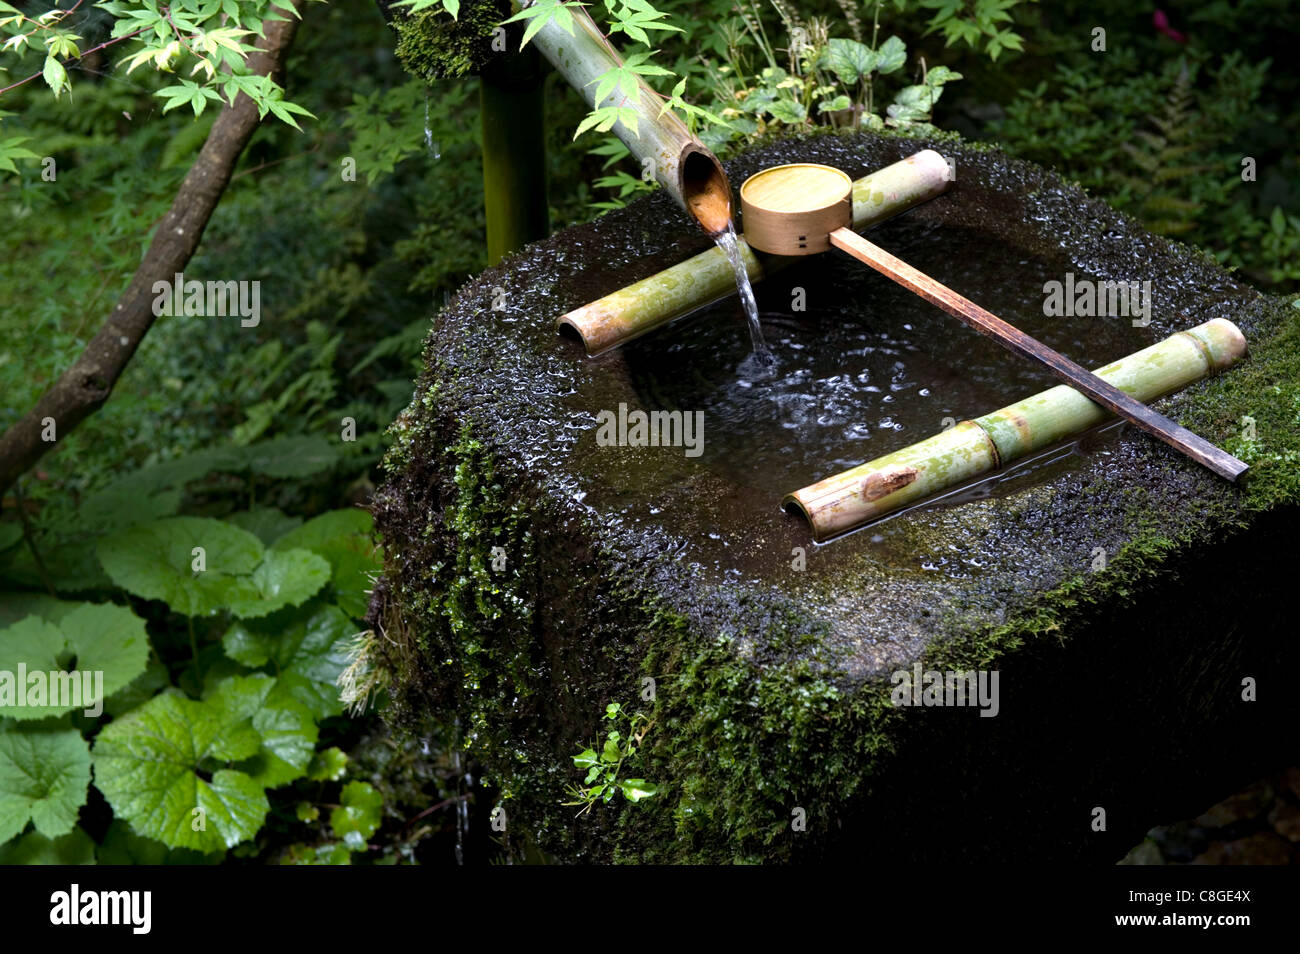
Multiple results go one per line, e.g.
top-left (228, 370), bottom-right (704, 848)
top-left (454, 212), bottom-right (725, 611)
top-left (371, 131), bottom-right (1300, 863)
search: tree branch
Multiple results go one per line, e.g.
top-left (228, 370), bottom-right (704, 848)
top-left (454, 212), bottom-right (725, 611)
top-left (0, 2), bottom-right (307, 497)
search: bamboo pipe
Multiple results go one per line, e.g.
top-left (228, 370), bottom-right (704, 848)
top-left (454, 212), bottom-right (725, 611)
top-left (520, 1), bottom-right (731, 234)
top-left (784, 318), bottom-right (1248, 541)
top-left (558, 150), bottom-right (952, 354)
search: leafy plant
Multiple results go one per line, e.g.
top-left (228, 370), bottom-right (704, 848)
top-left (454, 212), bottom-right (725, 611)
top-left (993, 48), bottom-right (1298, 289)
top-left (562, 702), bottom-right (658, 814)
top-left (0, 0), bottom-right (319, 155)
top-left (0, 434), bottom-right (393, 862)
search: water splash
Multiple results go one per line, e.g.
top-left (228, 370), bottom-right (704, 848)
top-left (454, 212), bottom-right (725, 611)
top-left (714, 224), bottom-right (775, 375)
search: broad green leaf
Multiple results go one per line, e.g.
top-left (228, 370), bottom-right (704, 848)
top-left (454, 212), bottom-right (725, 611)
top-left (767, 98), bottom-right (807, 124)
top-left (76, 484), bottom-right (181, 537)
top-left (330, 780), bottom-right (382, 843)
top-left (93, 689), bottom-right (270, 851)
top-left (59, 602), bottom-right (151, 700)
top-left (98, 517), bottom-right (263, 616)
top-left (95, 819), bottom-right (221, 865)
top-left (0, 723), bottom-right (91, 842)
top-left (0, 614), bottom-right (63, 696)
top-left (924, 65), bottom-right (962, 87)
top-left (245, 696), bottom-right (318, 788)
top-left (888, 83), bottom-right (941, 122)
top-left (617, 778), bottom-right (657, 802)
top-left (307, 746), bottom-right (348, 781)
top-left (0, 615), bottom-right (100, 721)
top-left (272, 509), bottom-right (379, 618)
top-left (98, 517), bottom-right (327, 618)
top-left (222, 604), bottom-right (352, 718)
top-left (0, 826), bottom-right (95, 865)
top-left (42, 55), bottom-right (68, 98)
top-left (221, 548), bottom-right (331, 619)
top-left (210, 670), bottom-right (319, 785)
top-left (875, 35), bottom-right (907, 74)
top-left (820, 38), bottom-right (876, 84)
top-left (228, 508), bottom-right (302, 545)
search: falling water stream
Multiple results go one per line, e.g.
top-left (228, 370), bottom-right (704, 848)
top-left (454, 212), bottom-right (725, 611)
top-left (715, 223), bottom-right (775, 376)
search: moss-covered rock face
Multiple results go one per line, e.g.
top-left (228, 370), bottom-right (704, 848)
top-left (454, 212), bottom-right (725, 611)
top-left (379, 0), bottom-right (508, 81)
top-left (370, 130), bottom-right (1300, 863)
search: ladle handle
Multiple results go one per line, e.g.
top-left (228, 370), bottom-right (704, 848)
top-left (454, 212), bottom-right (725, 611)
top-left (828, 227), bottom-right (1248, 482)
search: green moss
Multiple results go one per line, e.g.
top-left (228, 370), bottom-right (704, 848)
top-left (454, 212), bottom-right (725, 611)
top-left (1181, 295), bottom-right (1300, 511)
top-left (392, 0), bottom-right (507, 81)
top-left (617, 607), bottom-right (900, 863)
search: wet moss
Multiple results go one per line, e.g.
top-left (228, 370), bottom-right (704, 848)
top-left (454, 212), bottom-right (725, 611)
top-left (389, 0), bottom-right (507, 81)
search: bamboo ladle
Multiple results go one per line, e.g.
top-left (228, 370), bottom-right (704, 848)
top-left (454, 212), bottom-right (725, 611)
top-left (739, 163), bottom-right (1248, 482)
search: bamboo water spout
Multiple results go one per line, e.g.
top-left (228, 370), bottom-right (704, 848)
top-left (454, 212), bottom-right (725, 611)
top-left (520, 1), bottom-right (731, 235)
top-left (558, 150), bottom-right (953, 353)
top-left (785, 318), bottom-right (1249, 541)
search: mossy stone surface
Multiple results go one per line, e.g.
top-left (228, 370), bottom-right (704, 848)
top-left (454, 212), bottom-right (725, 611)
top-left (370, 130), bottom-right (1300, 862)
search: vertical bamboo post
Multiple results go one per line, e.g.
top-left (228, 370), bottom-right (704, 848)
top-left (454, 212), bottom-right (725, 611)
top-left (481, 41), bottom-right (549, 266)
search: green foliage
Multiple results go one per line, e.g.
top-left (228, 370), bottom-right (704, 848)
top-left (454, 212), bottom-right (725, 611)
top-left (0, 826), bottom-right (96, 864)
top-left (99, 516), bottom-right (331, 619)
top-left (223, 604), bottom-right (355, 718)
top-left (329, 779), bottom-right (383, 847)
top-left (0, 464), bottom-right (385, 860)
top-left (0, 723), bottom-right (91, 843)
top-left (0, 0), bottom-right (500, 867)
top-left (560, 0), bottom-right (1015, 211)
top-left (563, 702), bottom-right (658, 813)
top-left (0, 0), bottom-right (321, 155)
top-left (994, 48), bottom-right (1297, 288)
top-left (94, 679), bottom-right (275, 852)
top-left (0, 604), bottom-right (149, 719)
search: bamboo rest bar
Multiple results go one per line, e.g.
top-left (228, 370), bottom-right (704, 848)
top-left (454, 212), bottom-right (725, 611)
top-left (785, 318), bottom-right (1249, 541)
